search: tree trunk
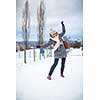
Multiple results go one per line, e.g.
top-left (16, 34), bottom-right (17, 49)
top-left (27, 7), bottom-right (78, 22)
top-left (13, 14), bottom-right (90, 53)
top-left (24, 41), bottom-right (27, 63)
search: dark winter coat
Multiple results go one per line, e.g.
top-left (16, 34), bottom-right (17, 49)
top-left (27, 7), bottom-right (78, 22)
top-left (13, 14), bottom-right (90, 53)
top-left (43, 23), bottom-right (67, 58)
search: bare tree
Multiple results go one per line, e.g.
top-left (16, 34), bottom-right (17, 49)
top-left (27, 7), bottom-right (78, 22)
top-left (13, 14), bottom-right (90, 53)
top-left (22, 0), bottom-right (30, 63)
top-left (37, 0), bottom-right (45, 46)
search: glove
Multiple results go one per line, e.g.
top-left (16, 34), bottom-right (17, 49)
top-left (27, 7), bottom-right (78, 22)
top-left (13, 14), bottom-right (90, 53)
top-left (61, 21), bottom-right (64, 24)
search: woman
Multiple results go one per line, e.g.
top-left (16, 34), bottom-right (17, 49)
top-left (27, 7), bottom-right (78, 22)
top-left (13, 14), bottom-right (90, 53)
top-left (43, 21), bottom-right (67, 80)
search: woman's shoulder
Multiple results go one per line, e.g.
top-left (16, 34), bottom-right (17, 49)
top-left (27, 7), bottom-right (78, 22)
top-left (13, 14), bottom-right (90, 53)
top-left (59, 33), bottom-right (63, 37)
top-left (50, 38), bottom-right (56, 44)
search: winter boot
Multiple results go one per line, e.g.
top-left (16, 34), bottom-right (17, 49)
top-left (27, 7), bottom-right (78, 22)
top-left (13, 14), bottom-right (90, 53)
top-left (60, 73), bottom-right (64, 77)
top-left (47, 75), bottom-right (51, 80)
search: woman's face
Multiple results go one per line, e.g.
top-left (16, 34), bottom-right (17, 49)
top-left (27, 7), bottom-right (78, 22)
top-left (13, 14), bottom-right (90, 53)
top-left (52, 32), bottom-right (58, 38)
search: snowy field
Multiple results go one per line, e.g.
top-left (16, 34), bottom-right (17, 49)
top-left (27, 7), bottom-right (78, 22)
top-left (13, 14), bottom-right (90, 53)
top-left (16, 48), bottom-right (83, 100)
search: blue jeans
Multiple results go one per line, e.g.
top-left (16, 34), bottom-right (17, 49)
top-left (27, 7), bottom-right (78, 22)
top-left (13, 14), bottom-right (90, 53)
top-left (48, 58), bottom-right (66, 76)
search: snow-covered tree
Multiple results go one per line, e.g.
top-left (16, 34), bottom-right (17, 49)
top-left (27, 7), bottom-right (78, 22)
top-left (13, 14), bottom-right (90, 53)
top-left (22, 0), bottom-right (30, 63)
top-left (37, 0), bottom-right (45, 46)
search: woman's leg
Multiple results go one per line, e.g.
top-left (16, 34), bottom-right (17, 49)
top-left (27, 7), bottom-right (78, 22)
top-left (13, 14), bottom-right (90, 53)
top-left (48, 58), bottom-right (59, 76)
top-left (61, 58), bottom-right (66, 75)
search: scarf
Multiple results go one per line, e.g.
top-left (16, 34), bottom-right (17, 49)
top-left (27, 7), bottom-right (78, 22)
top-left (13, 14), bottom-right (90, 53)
top-left (50, 35), bottom-right (63, 51)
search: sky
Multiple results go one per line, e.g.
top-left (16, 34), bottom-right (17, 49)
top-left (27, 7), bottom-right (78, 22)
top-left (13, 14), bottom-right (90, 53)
top-left (16, 0), bottom-right (83, 41)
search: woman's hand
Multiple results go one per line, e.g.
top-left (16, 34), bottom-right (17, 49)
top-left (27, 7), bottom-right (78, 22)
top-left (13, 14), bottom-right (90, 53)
top-left (61, 21), bottom-right (64, 24)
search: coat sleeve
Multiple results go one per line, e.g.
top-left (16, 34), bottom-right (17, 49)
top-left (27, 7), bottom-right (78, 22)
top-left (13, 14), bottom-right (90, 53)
top-left (59, 23), bottom-right (66, 37)
top-left (42, 39), bottom-right (52, 48)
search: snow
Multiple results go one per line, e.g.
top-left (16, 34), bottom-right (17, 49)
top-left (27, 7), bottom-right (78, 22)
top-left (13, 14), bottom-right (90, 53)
top-left (16, 48), bottom-right (83, 100)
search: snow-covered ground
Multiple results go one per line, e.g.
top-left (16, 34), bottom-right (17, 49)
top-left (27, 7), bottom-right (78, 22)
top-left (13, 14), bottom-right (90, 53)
top-left (16, 48), bottom-right (83, 100)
